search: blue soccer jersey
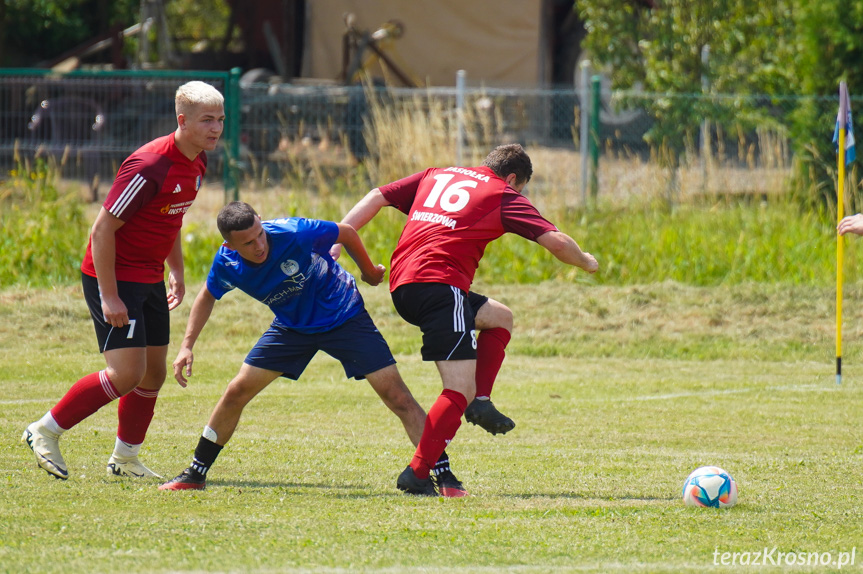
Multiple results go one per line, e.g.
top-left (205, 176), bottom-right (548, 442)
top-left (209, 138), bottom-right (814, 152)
top-left (206, 218), bottom-right (363, 333)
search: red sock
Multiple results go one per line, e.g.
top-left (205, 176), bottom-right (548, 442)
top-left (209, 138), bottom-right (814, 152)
top-left (475, 328), bottom-right (511, 398)
top-left (410, 389), bottom-right (468, 479)
top-left (117, 387), bottom-right (159, 445)
top-left (50, 370), bottom-right (121, 430)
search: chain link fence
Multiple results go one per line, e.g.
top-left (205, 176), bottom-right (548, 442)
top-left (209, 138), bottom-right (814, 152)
top-left (240, 83), bottom-right (837, 202)
top-left (0, 70), bottom-right (842, 203)
top-left (0, 69), bottom-right (239, 200)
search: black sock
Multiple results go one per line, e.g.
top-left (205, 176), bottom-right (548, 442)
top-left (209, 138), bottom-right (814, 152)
top-left (189, 436), bottom-right (223, 479)
top-left (433, 450), bottom-right (450, 477)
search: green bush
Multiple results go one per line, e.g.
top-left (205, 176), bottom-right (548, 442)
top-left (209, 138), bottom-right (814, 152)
top-left (1, 162), bottom-right (853, 288)
top-left (0, 159), bottom-right (89, 287)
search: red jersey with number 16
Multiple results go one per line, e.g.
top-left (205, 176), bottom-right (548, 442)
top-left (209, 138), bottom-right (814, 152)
top-left (379, 165), bottom-right (558, 293)
top-left (81, 134), bottom-right (207, 283)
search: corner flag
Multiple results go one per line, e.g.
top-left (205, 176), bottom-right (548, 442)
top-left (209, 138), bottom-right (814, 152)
top-left (834, 83), bottom-right (856, 165)
top-left (835, 81), bottom-right (855, 385)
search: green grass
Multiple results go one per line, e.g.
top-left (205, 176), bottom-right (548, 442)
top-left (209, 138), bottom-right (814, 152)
top-left (2, 282), bottom-right (863, 573)
top-left (195, 193), bottom-right (863, 288)
top-left (4, 164), bottom-right (863, 288)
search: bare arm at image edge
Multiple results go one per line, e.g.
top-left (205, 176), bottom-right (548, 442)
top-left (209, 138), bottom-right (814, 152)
top-left (838, 213), bottom-right (863, 236)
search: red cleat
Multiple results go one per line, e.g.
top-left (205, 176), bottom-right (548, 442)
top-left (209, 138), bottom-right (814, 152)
top-left (159, 468), bottom-right (206, 491)
top-left (434, 469), bottom-right (469, 498)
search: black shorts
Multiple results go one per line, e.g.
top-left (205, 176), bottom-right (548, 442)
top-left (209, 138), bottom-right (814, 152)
top-left (82, 272), bottom-right (170, 353)
top-left (244, 308), bottom-right (396, 380)
top-left (391, 283), bottom-right (489, 361)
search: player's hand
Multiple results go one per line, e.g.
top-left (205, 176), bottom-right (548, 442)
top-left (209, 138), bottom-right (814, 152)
top-left (838, 213), bottom-right (863, 236)
top-left (101, 295), bottom-right (129, 328)
top-left (361, 264), bottom-right (386, 286)
top-left (329, 243), bottom-right (344, 261)
top-left (173, 347), bottom-right (194, 387)
top-left (167, 271), bottom-right (185, 310)
top-left (581, 253), bottom-right (599, 274)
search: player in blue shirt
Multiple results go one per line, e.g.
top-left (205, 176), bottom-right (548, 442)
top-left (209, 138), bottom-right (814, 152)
top-left (159, 202), bottom-right (463, 495)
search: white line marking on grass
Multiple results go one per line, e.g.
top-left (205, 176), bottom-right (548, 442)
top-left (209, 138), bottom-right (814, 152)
top-left (624, 382), bottom-right (842, 402)
top-left (238, 563), bottom-right (706, 573)
top-left (0, 398), bottom-right (55, 405)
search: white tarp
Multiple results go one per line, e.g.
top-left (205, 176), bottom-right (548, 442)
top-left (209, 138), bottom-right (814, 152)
top-left (302, 0), bottom-right (544, 87)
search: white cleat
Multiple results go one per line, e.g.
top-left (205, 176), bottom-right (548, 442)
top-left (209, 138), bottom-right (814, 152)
top-left (21, 422), bottom-right (68, 480)
top-left (107, 455), bottom-right (163, 479)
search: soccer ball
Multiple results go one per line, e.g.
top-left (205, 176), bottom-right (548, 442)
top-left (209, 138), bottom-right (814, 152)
top-left (682, 466), bottom-right (738, 508)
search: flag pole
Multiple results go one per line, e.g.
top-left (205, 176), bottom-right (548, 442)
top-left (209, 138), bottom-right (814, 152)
top-left (837, 82), bottom-right (848, 385)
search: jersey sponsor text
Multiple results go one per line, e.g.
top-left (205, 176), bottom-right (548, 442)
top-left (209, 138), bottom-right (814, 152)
top-left (411, 210), bottom-right (457, 229)
top-left (160, 200), bottom-right (195, 215)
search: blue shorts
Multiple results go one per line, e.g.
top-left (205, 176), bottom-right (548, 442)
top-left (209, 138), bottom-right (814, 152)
top-left (244, 308), bottom-right (396, 380)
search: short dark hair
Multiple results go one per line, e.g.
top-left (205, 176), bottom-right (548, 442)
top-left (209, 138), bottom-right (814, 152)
top-left (481, 143), bottom-right (532, 186)
top-left (217, 201), bottom-right (258, 240)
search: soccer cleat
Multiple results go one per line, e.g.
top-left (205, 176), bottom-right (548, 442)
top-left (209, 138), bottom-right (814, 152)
top-left (158, 468), bottom-right (206, 491)
top-left (21, 422), bottom-right (68, 480)
top-left (433, 469), bottom-right (468, 498)
top-left (396, 466), bottom-right (438, 496)
top-left (464, 398), bottom-right (516, 435)
top-left (107, 454), bottom-right (163, 479)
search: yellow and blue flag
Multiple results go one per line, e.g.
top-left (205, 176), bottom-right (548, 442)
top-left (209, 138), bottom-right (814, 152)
top-left (833, 83), bottom-right (856, 165)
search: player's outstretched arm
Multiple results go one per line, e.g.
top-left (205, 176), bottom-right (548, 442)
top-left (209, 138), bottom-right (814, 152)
top-left (838, 213), bottom-right (863, 236)
top-left (166, 233), bottom-right (186, 310)
top-left (537, 230), bottom-right (598, 274)
top-left (173, 285), bottom-right (217, 387)
top-left (330, 189), bottom-right (391, 260)
top-left (336, 223), bottom-right (386, 286)
top-left (341, 188), bottom-right (390, 230)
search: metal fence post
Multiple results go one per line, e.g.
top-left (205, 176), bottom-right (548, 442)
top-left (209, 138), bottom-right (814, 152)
top-left (456, 69), bottom-right (466, 166)
top-left (590, 75), bottom-right (601, 201)
top-left (700, 44), bottom-right (710, 192)
top-left (224, 67), bottom-right (242, 203)
top-left (580, 60), bottom-right (590, 206)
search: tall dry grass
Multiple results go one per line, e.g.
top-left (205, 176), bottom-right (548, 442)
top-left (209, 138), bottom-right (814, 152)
top-left (3, 90), bottom-right (857, 288)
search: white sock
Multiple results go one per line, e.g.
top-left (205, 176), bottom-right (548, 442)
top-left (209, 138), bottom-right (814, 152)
top-left (39, 412), bottom-right (65, 435)
top-left (113, 437), bottom-right (141, 458)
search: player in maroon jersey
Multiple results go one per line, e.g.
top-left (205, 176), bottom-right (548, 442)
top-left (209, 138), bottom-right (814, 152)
top-left (335, 143), bottom-right (598, 495)
top-left (22, 81), bottom-right (225, 480)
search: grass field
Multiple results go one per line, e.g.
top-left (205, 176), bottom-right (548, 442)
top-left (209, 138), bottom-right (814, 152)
top-left (2, 281), bottom-right (863, 573)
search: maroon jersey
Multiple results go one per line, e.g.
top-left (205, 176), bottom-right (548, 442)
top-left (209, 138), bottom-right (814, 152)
top-left (81, 134), bottom-right (207, 283)
top-left (379, 166), bottom-right (558, 293)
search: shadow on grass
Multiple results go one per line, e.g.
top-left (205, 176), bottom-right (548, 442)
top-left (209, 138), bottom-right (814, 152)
top-left (200, 479), bottom-right (679, 503)
top-left (501, 493), bottom-right (678, 502)
top-left (207, 479), bottom-right (362, 490)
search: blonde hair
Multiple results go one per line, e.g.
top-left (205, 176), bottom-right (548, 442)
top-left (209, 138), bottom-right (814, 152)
top-left (175, 81), bottom-right (224, 116)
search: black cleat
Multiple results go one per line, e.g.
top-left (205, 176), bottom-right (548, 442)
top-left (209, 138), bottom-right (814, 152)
top-left (397, 466), bottom-right (437, 496)
top-left (464, 399), bottom-right (515, 435)
top-left (158, 468), bottom-right (206, 491)
top-left (433, 469), bottom-right (468, 498)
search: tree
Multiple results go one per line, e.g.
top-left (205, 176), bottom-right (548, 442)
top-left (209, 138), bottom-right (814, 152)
top-left (0, 0), bottom-right (229, 68)
top-left (579, 0), bottom-right (863, 204)
top-left (792, 0), bottom-right (863, 207)
top-left (0, 0), bottom-right (138, 67)
top-left (579, 0), bottom-right (797, 169)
